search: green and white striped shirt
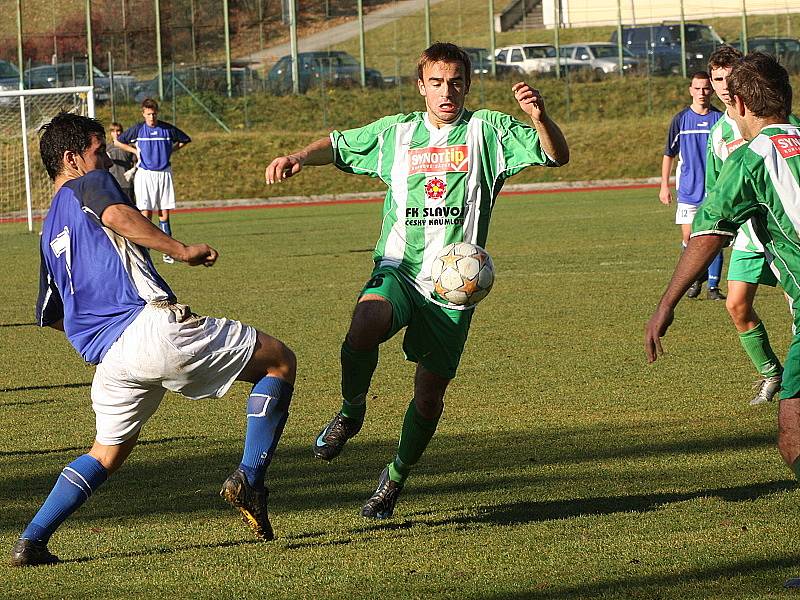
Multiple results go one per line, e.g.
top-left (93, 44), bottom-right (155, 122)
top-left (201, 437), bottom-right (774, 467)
top-left (694, 123), bottom-right (800, 325)
top-left (331, 109), bottom-right (558, 307)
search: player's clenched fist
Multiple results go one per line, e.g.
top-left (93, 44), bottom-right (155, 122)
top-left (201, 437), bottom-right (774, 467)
top-left (182, 243), bottom-right (218, 267)
top-left (266, 155), bottom-right (303, 185)
top-left (512, 82), bottom-right (546, 121)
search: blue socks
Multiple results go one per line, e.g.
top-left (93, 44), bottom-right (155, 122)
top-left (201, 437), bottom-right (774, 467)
top-left (239, 376), bottom-right (293, 489)
top-left (158, 219), bottom-right (172, 237)
top-left (21, 454), bottom-right (108, 544)
top-left (708, 251), bottom-right (724, 288)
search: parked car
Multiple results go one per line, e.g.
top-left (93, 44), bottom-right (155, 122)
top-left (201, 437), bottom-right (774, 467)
top-left (731, 37), bottom-right (800, 73)
top-left (0, 60), bottom-right (20, 92)
top-left (267, 51), bottom-right (383, 94)
top-left (462, 47), bottom-right (525, 78)
top-left (133, 65), bottom-right (262, 102)
top-left (23, 62), bottom-right (137, 102)
top-left (494, 44), bottom-right (589, 77)
top-left (610, 23), bottom-right (724, 75)
top-left (559, 43), bottom-right (643, 78)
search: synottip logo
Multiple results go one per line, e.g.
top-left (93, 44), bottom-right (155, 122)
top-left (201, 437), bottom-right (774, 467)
top-left (408, 145), bottom-right (468, 175)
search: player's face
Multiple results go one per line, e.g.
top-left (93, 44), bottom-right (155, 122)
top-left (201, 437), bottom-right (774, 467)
top-left (142, 108), bottom-right (158, 127)
top-left (418, 60), bottom-right (470, 128)
top-left (110, 127), bottom-right (121, 141)
top-left (710, 65), bottom-right (734, 107)
top-left (76, 135), bottom-right (113, 174)
top-left (689, 77), bottom-right (713, 109)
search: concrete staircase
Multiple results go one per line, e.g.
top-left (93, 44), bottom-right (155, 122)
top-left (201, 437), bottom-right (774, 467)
top-left (513, 2), bottom-right (544, 30)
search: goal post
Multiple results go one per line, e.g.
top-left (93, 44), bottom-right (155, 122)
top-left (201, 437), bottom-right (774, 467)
top-left (0, 86), bottom-right (94, 231)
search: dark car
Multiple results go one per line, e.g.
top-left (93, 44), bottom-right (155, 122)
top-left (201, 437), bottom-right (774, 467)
top-left (731, 37), bottom-right (800, 73)
top-left (267, 51), bottom-right (383, 94)
top-left (23, 62), bottom-right (138, 102)
top-left (462, 47), bottom-right (525, 78)
top-left (133, 65), bottom-right (262, 102)
top-left (610, 23), bottom-right (724, 75)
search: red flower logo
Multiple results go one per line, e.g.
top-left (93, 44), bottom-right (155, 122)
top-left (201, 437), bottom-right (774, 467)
top-left (425, 177), bottom-right (446, 200)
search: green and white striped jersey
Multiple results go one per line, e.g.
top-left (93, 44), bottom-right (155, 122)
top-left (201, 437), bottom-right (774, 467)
top-left (331, 109), bottom-right (557, 307)
top-left (706, 112), bottom-right (800, 253)
top-left (693, 123), bottom-right (800, 326)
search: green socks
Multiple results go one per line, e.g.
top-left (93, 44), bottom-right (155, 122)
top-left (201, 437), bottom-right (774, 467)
top-left (739, 322), bottom-right (782, 377)
top-left (388, 400), bottom-right (441, 485)
top-left (339, 341), bottom-right (378, 422)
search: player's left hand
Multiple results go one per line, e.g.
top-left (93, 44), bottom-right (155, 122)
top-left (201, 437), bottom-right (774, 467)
top-left (644, 306), bottom-right (674, 363)
top-left (182, 244), bottom-right (218, 267)
top-left (513, 82), bottom-right (546, 121)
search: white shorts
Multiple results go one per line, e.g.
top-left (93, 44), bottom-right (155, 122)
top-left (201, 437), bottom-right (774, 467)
top-left (134, 167), bottom-right (176, 211)
top-left (91, 302), bottom-right (257, 445)
top-left (676, 202), bottom-right (699, 225)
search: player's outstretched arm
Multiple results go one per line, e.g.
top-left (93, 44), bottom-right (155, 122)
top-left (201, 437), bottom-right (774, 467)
top-left (101, 204), bottom-right (218, 267)
top-left (644, 234), bottom-right (727, 362)
top-left (659, 155), bottom-right (674, 205)
top-left (265, 136), bottom-right (334, 184)
top-left (114, 139), bottom-right (139, 158)
top-left (512, 81), bottom-right (569, 166)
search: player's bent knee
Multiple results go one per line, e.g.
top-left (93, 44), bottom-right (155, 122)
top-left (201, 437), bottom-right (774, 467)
top-left (348, 297), bottom-right (392, 349)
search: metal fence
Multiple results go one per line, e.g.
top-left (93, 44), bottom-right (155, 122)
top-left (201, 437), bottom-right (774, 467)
top-left (0, 0), bottom-right (799, 114)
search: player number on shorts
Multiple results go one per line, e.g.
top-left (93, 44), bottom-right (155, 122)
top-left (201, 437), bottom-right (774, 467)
top-left (50, 226), bottom-right (75, 294)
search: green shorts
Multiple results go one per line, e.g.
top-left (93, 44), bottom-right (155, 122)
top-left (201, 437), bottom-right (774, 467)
top-left (727, 249), bottom-right (778, 286)
top-left (359, 265), bottom-right (473, 380)
top-left (782, 333), bottom-right (800, 400)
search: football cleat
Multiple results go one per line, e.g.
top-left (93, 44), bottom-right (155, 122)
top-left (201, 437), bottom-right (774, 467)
top-left (686, 281), bottom-right (702, 298)
top-left (10, 538), bottom-right (60, 567)
top-left (707, 287), bottom-right (726, 300)
top-left (220, 468), bottom-right (274, 541)
top-left (750, 374), bottom-right (782, 406)
top-left (313, 412), bottom-right (362, 461)
top-left (361, 466), bottom-right (403, 519)
top-left (162, 254), bottom-right (175, 264)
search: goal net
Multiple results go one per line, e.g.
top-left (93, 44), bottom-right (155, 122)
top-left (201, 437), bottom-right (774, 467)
top-left (0, 86), bottom-right (94, 230)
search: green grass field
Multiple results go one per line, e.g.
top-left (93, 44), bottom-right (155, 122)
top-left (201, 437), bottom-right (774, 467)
top-left (2, 188), bottom-right (800, 598)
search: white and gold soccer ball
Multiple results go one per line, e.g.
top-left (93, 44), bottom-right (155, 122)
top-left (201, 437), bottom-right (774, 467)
top-left (431, 242), bottom-right (495, 306)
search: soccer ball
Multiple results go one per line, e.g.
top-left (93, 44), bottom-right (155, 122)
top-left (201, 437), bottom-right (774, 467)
top-left (431, 242), bottom-right (495, 306)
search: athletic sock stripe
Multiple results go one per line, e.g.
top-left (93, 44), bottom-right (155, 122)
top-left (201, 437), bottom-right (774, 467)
top-left (246, 395), bottom-right (275, 418)
top-left (60, 469), bottom-right (91, 500)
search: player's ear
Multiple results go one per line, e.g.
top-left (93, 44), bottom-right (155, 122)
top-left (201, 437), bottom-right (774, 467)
top-left (417, 79), bottom-right (425, 97)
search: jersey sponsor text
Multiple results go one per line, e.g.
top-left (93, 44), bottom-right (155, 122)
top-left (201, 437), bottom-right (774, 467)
top-left (409, 145), bottom-right (468, 175)
top-left (771, 134), bottom-right (800, 159)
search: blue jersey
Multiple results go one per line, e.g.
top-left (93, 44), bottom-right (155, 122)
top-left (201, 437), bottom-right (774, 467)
top-left (118, 120), bottom-right (191, 171)
top-left (664, 106), bottom-right (722, 205)
top-left (36, 170), bottom-right (176, 364)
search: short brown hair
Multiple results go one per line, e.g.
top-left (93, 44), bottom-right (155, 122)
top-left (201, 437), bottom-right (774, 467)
top-left (707, 45), bottom-right (743, 73)
top-left (690, 71), bottom-right (710, 82)
top-left (728, 52), bottom-right (791, 119)
top-left (417, 42), bottom-right (471, 90)
top-left (110, 121), bottom-right (123, 131)
top-left (141, 98), bottom-right (159, 111)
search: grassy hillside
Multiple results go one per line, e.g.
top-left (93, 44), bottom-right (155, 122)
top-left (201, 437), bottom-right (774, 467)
top-left (93, 73), bottom-right (768, 203)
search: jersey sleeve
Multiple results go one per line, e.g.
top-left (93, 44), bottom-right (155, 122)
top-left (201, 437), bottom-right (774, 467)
top-left (498, 115), bottom-right (559, 179)
top-left (168, 124), bottom-right (191, 144)
top-left (77, 170), bottom-right (134, 221)
top-left (692, 149), bottom-right (759, 239)
top-left (117, 123), bottom-right (138, 145)
top-left (35, 245), bottom-right (64, 327)
top-left (330, 115), bottom-right (399, 178)
top-left (704, 132), bottom-right (724, 193)
top-left (664, 113), bottom-right (681, 157)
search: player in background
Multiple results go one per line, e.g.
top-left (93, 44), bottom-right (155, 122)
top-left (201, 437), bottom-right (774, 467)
top-left (705, 46), bottom-right (799, 406)
top-left (106, 122), bottom-right (135, 202)
top-left (645, 53), bottom-right (800, 548)
top-left (265, 42), bottom-right (569, 519)
top-left (11, 113), bottom-right (295, 567)
top-left (115, 98), bottom-right (190, 264)
top-left (659, 72), bottom-right (725, 300)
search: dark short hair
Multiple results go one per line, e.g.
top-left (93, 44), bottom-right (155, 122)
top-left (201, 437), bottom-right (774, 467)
top-left (417, 42), bottom-right (471, 90)
top-left (728, 51), bottom-right (792, 119)
top-left (690, 71), bottom-right (710, 82)
top-left (39, 112), bottom-right (105, 181)
top-left (708, 45), bottom-right (743, 72)
top-left (141, 98), bottom-right (158, 111)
